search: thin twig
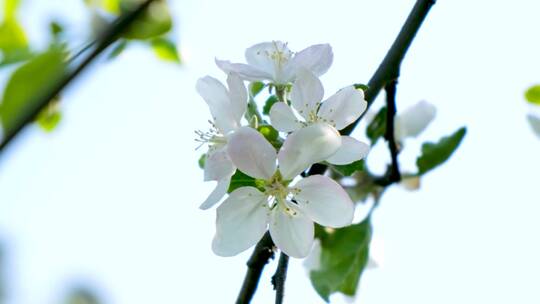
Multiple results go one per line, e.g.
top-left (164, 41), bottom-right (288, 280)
top-left (271, 252), bottom-right (289, 304)
top-left (0, 0), bottom-right (157, 153)
top-left (235, 0), bottom-right (437, 301)
top-left (236, 232), bottom-right (275, 304)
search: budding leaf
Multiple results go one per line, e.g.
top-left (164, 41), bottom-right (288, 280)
top-left (36, 100), bottom-right (62, 132)
top-left (332, 160), bottom-right (365, 177)
top-left (525, 85), bottom-right (540, 105)
top-left (150, 37), bottom-right (181, 63)
top-left (416, 127), bottom-right (467, 175)
top-left (122, 1), bottom-right (172, 40)
top-left (262, 95), bottom-right (279, 115)
top-left (198, 154), bottom-right (206, 169)
top-left (0, 47), bottom-right (66, 135)
top-left (249, 82), bottom-right (265, 97)
top-left (366, 106), bottom-right (387, 145)
top-left (310, 219), bottom-right (372, 302)
top-left (227, 170), bottom-right (264, 193)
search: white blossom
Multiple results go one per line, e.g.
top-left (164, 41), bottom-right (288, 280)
top-left (269, 69), bottom-right (369, 165)
top-left (212, 126), bottom-right (354, 258)
top-left (394, 100), bottom-right (436, 142)
top-left (195, 73), bottom-right (247, 210)
top-left (215, 41), bottom-right (333, 85)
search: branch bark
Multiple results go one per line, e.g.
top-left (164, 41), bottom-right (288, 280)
top-left (235, 0), bottom-right (437, 301)
top-left (0, 0), bottom-right (158, 153)
top-left (271, 253), bottom-right (289, 304)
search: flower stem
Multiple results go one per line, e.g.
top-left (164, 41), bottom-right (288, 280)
top-left (272, 252), bottom-right (289, 304)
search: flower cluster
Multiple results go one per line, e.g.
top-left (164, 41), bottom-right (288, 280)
top-left (196, 41), bottom-right (369, 258)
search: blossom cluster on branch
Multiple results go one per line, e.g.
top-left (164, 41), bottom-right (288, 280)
top-left (196, 41), bottom-right (370, 258)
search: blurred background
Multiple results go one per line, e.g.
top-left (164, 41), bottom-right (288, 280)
top-left (0, 0), bottom-right (540, 303)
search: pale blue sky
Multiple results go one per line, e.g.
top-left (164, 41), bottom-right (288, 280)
top-left (1, 0), bottom-right (540, 303)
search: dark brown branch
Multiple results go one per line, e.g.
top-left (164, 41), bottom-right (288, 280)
top-left (236, 232), bottom-right (275, 304)
top-left (271, 253), bottom-right (289, 304)
top-left (235, 0), bottom-right (437, 301)
top-left (0, 0), bottom-right (157, 153)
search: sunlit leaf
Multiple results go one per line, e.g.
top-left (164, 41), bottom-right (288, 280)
top-left (416, 127), bottom-right (467, 175)
top-left (332, 160), bottom-right (364, 177)
top-left (4, 0), bottom-right (21, 20)
top-left (122, 0), bottom-right (172, 40)
top-left (150, 37), bottom-right (180, 62)
top-left (525, 85), bottom-right (540, 105)
top-left (227, 170), bottom-right (265, 193)
top-left (0, 47), bottom-right (67, 135)
top-left (0, 20), bottom-right (31, 65)
top-left (310, 219), bottom-right (372, 302)
top-left (249, 81), bottom-right (265, 97)
top-left (36, 98), bottom-right (62, 132)
top-left (366, 106), bottom-right (386, 145)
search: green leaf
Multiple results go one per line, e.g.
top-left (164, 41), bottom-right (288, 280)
top-left (122, 1), bottom-right (172, 40)
top-left (0, 20), bottom-right (31, 65)
top-left (366, 106), bottom-right (386, 145)
top-left (416, 127), bottom-right (467, 175)
top-left (525, 85), bottom-right (540, 105)
top-left (258, 124), bottom-right (278, 142)
top-left (353, 83), bottom-right (369, 92)
top-left (249, 81), bottom-right (265, 97)
top-left (332, 160), bottom-right (365, 177)
top-left (49, 21), bottom-right (64, 39)
top-left (227, 170), bottom-right (264, 193)
top-left (36, 98), bottom-right (62, 132)
top-left (262, 95), bottom-right (279, 115)
top-left (4, 0), bottom-right (21, 20)
top-left (310, 219), bottom-right (372, 302)
top-left (0, 47), bottom-right (67, 135)
top-left (108, 40), bottom-right (129, 59)
top-left (150, 37), bottom-right (180, 63)
top-left (198, 153), bottom-right (206, 169)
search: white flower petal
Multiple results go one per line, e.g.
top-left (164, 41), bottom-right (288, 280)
top-left (199, 177), bottom-right (231, 210)
top-left (318, 86), bottom-right (367, 130)
top-left (290, 69), bottom-right (324, 120)
top-left (269, 204), bottom-right (314, 258)
top-left (291, 43), bottom-right (333, 77)
top-left (294, 175), bottom-right (354, 228)
top-left (527, 114), bottom-right (540, 139)
top-left (196, 76), bottom-right (238, 134)
top-left (227, 127), bottom-right (277, 180)
top-left (204, 147), bottom-right (235, 181)
top-left (212, 187), bottom-right (269, 256)
top-left (215, 59), bottom-right (272, 81)
top-left (394, 100), bottom-right (436, 141)
top-left (326, 136), bottom-right (369, 165)
top-left (302, 239), bottom-right (322, 271)
top-left (278, 123), bottom-right (341, 180)
top-left (245, 41), bottom-right (294, 83)
top-left (269, 102), bottom-right (303, 132)
top-left (226, 73), bottom-right (247, 123)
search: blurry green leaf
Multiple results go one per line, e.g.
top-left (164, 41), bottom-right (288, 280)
top-left (4, 0), bottom-right (21, 20)
top-left (0, 47), bottom-right (67, 135)
top-left (258, 124), bottom-right (278, 142)
top-left (228, 170), bottom-right (264, 193)
top-left (0, 20), bottom-right (31, 65)
top-left (332, 160), bottom-right (365, 177)
top-left (353, 83), bottom-right (369, 92)
top-left (198, 153), bottom-right (206, 169)
top-left (64, 288), bottom-right (101, 304)
top-left (366, 106), bottom-right (386, 145)
top-left (49, 21), bottom-right (64, 39)
top-left (36, 99), bottom-right (62, 132)
top-left (525, 85), bottom-right (540, 105)
top-left (416, 127), bottom-right (467, 175)
top-left (84, 0), bottom-right (120, 14)
top-left (262, 95), bottom-right (279, 115)
top-left (150, 37), bottom-right (180, 62)
top-left (310, 219), bottom-right (372, 302)
top-left (108, 39), bottom-right (129, 59)
top-left (249, 81), bottom-right (265, 97)
top-left (122, 0), bottom-right (172, 40)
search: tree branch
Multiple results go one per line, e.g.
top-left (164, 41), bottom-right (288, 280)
top-left (271, 252), bottom-right (289, 304)
top-left (236, 232), bottom-right (275, 304)
top-left (0, 0), bottom-right (158, 153)
top-left (235, 0), bottom-right (436, 301)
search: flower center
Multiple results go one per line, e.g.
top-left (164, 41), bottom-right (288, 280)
top-left (263, 172), bottom-right (301, 216)
top-left (264, 41), bottom-right (293, 83)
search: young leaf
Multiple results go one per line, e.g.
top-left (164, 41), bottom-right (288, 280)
top-left (198, 153), bottom-right (206, 169)
top-left (0, 47), bottom-right (66, 135)
top-left (36, 98), bottom-right (62, 132)
top-left (525, 85), bottom-right (540, 105)
top-left (366, 106), bottom-right (387, 145)
top-left (262, 95), bottom-right (279, 115)
top-left (249, 82), bottom-right (265, 97)
top-left (332, 160), bottom-right (365, 177)
top-left (122, 1), bottom-right (172, 40)
top-left (416, 127), bottom-right (467, 175)
top-left (353, 83), bottom-right (369, 92)
top-left (150, 37), bottom-right (181, 63)
top-left (227, 170), bottom-right (265, 193)
top-left (310, 219), bottom-right (372, 302)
